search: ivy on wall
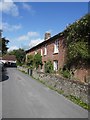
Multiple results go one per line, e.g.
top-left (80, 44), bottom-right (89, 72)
top-left (63, 14), bottom-right (90, 68)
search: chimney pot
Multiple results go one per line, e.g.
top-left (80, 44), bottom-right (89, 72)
top-left (44, 32), bottom-right (51, 41)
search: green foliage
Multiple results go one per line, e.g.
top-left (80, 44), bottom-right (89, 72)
top-left (0, 37), bottom-right (9, 55)
top-left (68, 95), bottom-right (90, 110)
top-left (64, 14), bottom-right (90, 67)
top-left (34, 53), bottom-right (42, 69)
top-left (45, 60), bottom-right (53, 73)
top-left (60, 68), bottom-right (71, 78)
top-left (27, 53), bottom-right (42, 69)
top-left (27, 55), bottom-right (34, 68)
top-left (9, 48), bottom-right (26, 66)
top-left (0, 30), bottom-right (9, 55)
top-left (64, 14), bottom-right (90, 44)
top-left (68, 41), bottom-right (89, 60)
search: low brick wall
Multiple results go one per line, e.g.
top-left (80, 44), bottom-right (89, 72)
top-left (18, 66), bottom-right (89, 104)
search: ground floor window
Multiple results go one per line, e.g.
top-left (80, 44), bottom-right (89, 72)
top-left (53, 60), bottom-right (58, 71)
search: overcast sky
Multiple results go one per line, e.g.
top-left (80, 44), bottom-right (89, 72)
top-left (0, 1), bottom-right (88, 51)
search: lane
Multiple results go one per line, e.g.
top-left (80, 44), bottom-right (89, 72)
top-left (2, 68), bottom-right (88, 118)
top-left (0, 83), bottom-right (2, 119)
top-left (0, 66), bottom-right (2, 119)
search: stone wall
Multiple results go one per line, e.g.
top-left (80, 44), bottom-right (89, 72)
top-left (18, 66), bottom-right (89, 104)
top-left (17, 66), bottom-right (28, 73)
top-left (32, 70), bottom-right (88, 104)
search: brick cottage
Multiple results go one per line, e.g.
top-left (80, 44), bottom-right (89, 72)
top-left (26, 32), bottom-right (89, 83)
top-left (26, 32), bottom-right (66, 71)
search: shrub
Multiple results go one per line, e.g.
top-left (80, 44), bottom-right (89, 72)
top-left (63, 69), bottom-right (71, 78)
top-left (45, 60), bottom-right (53, 73)
top-left (26, 53), bottom-right (42, 69)
top-left (27, 55), bottom-right (34, 68)
top-left (34, 53), bottom-right (42, 69)
top-left (60, 68), bottom-right (71, 78)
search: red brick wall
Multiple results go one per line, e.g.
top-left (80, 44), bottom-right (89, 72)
top-left (26, 36), bottom-right (89, 83)
top-left (26, 36), bottom-right (66, 71)
top-left (42, 37), bottom-right (66, 69)
top-left (74, 68), bottom-right (88, 83)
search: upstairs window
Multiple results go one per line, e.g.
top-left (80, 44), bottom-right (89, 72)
top-left (44, 45), bottom-right (47, 55)
top-left (54, 40), bottom-right (59, 53)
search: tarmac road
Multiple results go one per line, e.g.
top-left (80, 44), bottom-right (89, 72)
top-left (2, 68), bottom-right (88, 118)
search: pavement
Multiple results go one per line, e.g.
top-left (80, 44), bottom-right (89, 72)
top-left (1, 68), bottom-right (88, 118)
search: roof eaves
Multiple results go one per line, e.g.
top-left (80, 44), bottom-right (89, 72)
top-left (26, 31), bottom-right (64, 53)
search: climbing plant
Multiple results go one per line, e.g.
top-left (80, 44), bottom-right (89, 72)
top-left (27, 53), bottom-right (42, 69)
top-left (63, 14), bottom-right (90, 68)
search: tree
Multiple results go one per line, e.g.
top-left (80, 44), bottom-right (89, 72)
top-left (9, 48), bottom-right (26, 65)
top-left (0, 30), bottom-right (9, 55)
top-left (2, 37), bottom-right (9, 55)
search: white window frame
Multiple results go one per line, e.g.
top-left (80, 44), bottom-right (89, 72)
top-left (35, 51), bottom-right (37, 55)
top-left (44, 45), bottom-right (47, 55)
top-left (41, 49), bottom-right (43, 56)
top-left (54, 39), bottom-right (59, 53)
top-left (53, 60), bottom-right (58, 71)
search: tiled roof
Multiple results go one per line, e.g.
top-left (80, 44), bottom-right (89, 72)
top-left (2, 55), bottom-right (16, 61)
top-left (26, 32), bottom-right (64, 53)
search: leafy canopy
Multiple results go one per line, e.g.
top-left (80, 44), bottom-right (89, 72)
top-left (9, 48), bottom-right (26, 65)
top-left (0, 30), bottom-right (9, 55)
top-left (64, 14), bottom-right (90, 67)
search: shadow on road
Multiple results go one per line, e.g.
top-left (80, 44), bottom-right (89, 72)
top-left (1, 68), bottom-right (9, 82)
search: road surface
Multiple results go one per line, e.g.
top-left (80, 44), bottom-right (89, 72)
top-left (2, 68), bottom-right (88, 118)
top-left (0, 66), bottom-right (2, 119)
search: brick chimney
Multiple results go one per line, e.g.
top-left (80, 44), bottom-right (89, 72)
top-left (44, 32), bottom-right (51, 41)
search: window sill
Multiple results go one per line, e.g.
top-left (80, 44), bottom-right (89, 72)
top-left (53, 52), bottom-right (59, 54)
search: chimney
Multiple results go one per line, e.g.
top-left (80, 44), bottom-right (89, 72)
top-left (44, 32), bottom-right (51, 41)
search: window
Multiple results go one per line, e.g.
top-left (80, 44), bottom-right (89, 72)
top-left (35, 51), bottom-right (37, 55)
top-left (44, 61), bottom-right (46, 64)
top-left (41, 49), bottom-right (43, 56)
top-left (54, 40), bottom-right (59, 53)
top-left (44, 45), bottom-right (47, 55)
top-left (53, 60), bottom-right (58, 71)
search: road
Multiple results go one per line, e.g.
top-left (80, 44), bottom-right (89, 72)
top-left (0, 66), bottom-right (2, 120)
top-left (2, 68), bottom-right (88, 118)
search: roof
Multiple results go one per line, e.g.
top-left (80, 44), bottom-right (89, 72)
top-left (26, 32), bottom-right (64, 53)
top-left (2, 55), bottom-right (16, 61)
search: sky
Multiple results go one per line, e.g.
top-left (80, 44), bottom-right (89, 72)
top-left (0, 1), bottom-right (89, 51)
